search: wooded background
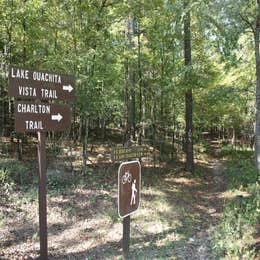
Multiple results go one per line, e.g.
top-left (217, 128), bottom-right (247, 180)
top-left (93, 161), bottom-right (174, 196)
top-left (1, 2), bottom-right (260, 259)
top-left (0, 0), bottom-right (259, 173)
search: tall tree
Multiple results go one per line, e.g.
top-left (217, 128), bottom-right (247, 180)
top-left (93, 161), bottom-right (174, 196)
top-left (127, 5), bottom-right (136, 143)
top-left (254, 0), bottom-right (260, 175)
top-left (183, 0), bottom-right (194, 172)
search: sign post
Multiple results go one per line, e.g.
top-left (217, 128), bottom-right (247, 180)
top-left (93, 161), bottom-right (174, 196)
top-left (117, 160), bottom-right (141, 258)
top-left (8, 66), bottom-right (75, 259)
top-left (38, 131), bottom-right (47, 259)
top-left (123, 216), bottom-right (130, 258)
top-left (112, 147), bottom-right (145, 258)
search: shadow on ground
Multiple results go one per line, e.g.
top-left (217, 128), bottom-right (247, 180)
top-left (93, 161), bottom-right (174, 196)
top-left (1, 141), bottom-right (231, 259)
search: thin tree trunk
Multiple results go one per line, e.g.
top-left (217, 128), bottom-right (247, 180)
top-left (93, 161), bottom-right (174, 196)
top-left (137, 22), bottom-right (143, 145)
top-left (255, 0), bottom-right (260, 176)
top-left (232, 127), bottom-right (236, 147)
top-left (100, 118), bottom-right (106, 140)
top-left (152, 69), bottom-right (157, 148)
top-left (16, 1), bottom-right (27, 160)
top-left (82, 117), bottom-right (89, 175)
top-left (78, 117), bottom-right (82, 142)
top-left (127, 10), bottom-right (135, 143)
top-left (124, 61), bottom-right (129, 144)
top-left (69, 140), bottom-right (74, 172)
top-left (7, 0), bottom-right (14, 149)
top-left (184, 0), bottom-right (194, 173)
top-left (160, 45), bottom-right (165, 156)
top-left (171, 104), bottom-right (176, 159)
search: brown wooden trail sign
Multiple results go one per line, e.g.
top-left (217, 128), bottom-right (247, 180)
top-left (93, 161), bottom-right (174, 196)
top-left (118, 160), bottom-right (141, 218)
top-left (112, 145), bottom-right (147, 162)
top-left (8, 66), bottom-right (74, 259)
top-left (8, 66), bottom-right (75, 101)
top-left (15, 102), bottom-right (71, 132)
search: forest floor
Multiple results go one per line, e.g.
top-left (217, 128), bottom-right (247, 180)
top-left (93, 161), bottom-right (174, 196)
top-left (0, 140), bottom-right (253, 259)
top-left (173, 143), bottom-right (226, 259)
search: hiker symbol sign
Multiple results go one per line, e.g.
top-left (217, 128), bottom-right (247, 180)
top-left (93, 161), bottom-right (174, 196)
top-left (118, 161), bottom-right (141, 218)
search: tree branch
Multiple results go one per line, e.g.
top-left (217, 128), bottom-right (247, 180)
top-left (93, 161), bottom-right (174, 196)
top-left (239, 13), bottom-right (255, 34)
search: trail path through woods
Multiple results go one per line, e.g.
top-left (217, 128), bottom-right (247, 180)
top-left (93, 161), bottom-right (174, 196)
top-left (173, 144), bottom-right (226, 259)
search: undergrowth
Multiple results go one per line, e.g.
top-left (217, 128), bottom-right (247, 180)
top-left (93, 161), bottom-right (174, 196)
top-left (0, 158), bottom-right (30, 187)
top-left (214, 146), bottom-right (260, 259)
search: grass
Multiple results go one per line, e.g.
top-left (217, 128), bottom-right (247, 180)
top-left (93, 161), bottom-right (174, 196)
top-left (214, 145), bottom-right (260, 259)
top-left (0, 158), bottom-right (30, 186)
top-left (103, 208), bottom-right (121, 224)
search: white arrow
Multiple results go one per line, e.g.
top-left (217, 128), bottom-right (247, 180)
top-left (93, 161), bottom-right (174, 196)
top-left (63, 84), bottom-right (73, 92)
top-left (51, 113), bottom-right (63, 122)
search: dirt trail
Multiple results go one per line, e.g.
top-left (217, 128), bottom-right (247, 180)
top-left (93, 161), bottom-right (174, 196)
top-left (174, 154), bottom-right (226, 259)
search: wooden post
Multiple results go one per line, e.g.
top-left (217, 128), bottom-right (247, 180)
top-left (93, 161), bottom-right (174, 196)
top-left (123, 215), bottom-right (130, 259)
top-left (37, 131), bottom-right (48, 259)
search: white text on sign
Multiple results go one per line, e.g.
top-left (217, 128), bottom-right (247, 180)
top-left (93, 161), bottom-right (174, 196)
top-left (11, 68), bottom-right (62, 83)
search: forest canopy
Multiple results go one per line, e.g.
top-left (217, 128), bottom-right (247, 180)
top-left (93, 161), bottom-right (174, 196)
top-left (0, 0), bottom-right (258, 168)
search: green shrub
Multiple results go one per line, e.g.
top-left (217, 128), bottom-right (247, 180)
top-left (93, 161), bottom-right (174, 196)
top-left (48, 173), bottom-right (66, 190)
top-left (47, 169), bottom-right (74, 190)
top-left (214, 149), bottom-right (259, 259)
top-left (0, 168), bottom-right (9, 184)
top-left (220, 145), bottom-right (253, 159)
top-left (225, 159), bottom-right (258, 189)
top-left (214, 185), bottom-right (259, 259)
top-left (0, 158), bottom-right (30, 186)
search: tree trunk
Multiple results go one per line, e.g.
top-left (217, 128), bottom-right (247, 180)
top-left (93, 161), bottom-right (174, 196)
top-left (255, 0), bottom-right (260, 177)
top-left (124, 60), bottom-right (129, 144)
top-left (82, 117), bottom-right (89, 175)
top-left (16, 1), bottom-right (27, 160)
top-left (171, 105), bottom-right (176, 159)
top-left (137, 22), bottom-right (143, 145)
top-left (160, 45), bottom-right (165, 157)
top-left (232, 127), bottom-right (236, 147)
top-left (184, 0), bottom-right (194, 173)
top-left (100, 118), bottom-right (106, 140)
top-left (127, 10), bottom-right (135, 143)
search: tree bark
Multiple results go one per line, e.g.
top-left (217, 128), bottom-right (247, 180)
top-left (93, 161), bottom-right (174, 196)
top-left (184, 0), bottom-right (194, 173)
top-left (137, 22), bottom-right (143, 145)
top-left (124, 60), bottom-right (129, 144)
top-left (16, 0), bottom-right (27, 160)
top-left (82, 117), bottom-right (89, 175)
top-left (127, 10), bottom-right (136, 143)
top-left (232, 127), bottom-right (236, 147)
top-left (254, 0), bottom-right (260, 177)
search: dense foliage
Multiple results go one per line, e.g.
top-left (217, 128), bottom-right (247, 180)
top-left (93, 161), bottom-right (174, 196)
top-left (0, 0), bottom-right (257, 148)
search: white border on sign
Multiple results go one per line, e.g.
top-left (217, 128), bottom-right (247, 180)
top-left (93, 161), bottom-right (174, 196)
top-left (118, 160), bottom-right (141, 218)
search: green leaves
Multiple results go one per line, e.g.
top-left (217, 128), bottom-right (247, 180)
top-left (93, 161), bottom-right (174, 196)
top-left (0, 0), bottom-right (257, 145)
